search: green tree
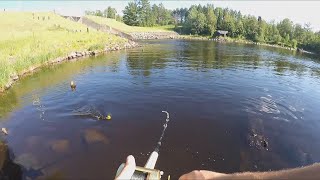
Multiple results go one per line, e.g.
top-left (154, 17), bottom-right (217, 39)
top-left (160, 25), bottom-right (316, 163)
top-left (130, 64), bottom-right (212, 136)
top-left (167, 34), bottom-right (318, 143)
top-left (116, 15), bottom-right (123, 22)
top-left (291, 39), bottom-right (298, 48)
top-left (85, 10), bottom-right (95, 15)
top-left (106, 6), bottom-right (117, 19)
top-left (256, 19), bottom-right (267, 42)
top-left (205, 5), bottom-right (217, 36)
top-left (185, 6), bottom-right (206, 34)
top-left (221, 10), bottom-right (236, 37)
top-left (294, 24), bottom-right (306, 43)
top-left (277, 18), bottom-right (294, 39)
top-left (234, 19), bottom-right (244, 38)
top-left (137, 0), bottom-right (152, 26)
top-left (157, 3), bottom-right (172, 25)
top-left (123, 2), bottom-right (139, 26)
top-left (95, 10), bottom-right (103, 17)
top-left (215, 7), bottom-right (223, 30)
top-left (243, 16), bottom-right (259, 41)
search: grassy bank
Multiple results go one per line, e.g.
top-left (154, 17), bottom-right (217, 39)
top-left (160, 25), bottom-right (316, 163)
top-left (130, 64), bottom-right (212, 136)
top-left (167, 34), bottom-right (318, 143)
top-left (0, 12), bottom-right (130, 92)
top-left (86, 15), bottom-right (175, 33)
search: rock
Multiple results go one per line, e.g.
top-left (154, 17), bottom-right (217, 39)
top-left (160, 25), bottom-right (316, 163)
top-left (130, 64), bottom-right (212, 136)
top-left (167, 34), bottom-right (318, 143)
top-left (10, 73), bottom-right (19, 81)
top-left (28, 65), bottom-right (37, 72)
top-left (0, 142), bottom-right (23, 179)
top-left (14, 153), bottom-right (41, 170)
top-left (262, 140), bottom-right (268, 148)
top-left (0, 141), bottom-right (7, 169)
top-left (49, 139), bottom-right (70, 153)
top-left (26, 136), bottom-right (42, 148)
top-left (4, 80), bottom-right (13, 89)
top-left (82, 128), bottom-right (109, 144)
top-left (69, 52), bottom-right (76, 59)
top-left (1, 128), bottom-right (8, 135)
top-left (54, 57), bottom-right (63, 63)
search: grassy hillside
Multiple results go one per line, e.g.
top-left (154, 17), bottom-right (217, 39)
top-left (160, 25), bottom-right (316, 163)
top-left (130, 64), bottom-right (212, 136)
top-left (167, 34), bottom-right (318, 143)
top-left (0, 12), bottom-right (128, 91)
top-left (86, 15), bottom-right (175, 33)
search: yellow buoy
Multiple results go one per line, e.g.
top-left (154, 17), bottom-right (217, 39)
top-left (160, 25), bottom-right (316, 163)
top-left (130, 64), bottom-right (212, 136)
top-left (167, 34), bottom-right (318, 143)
top-left (106, 114), bottom-right (112, 120)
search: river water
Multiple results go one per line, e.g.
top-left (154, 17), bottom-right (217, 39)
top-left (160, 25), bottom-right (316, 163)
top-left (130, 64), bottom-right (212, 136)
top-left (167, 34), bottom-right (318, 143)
top-left (1, 40), bottom-right (320, 179)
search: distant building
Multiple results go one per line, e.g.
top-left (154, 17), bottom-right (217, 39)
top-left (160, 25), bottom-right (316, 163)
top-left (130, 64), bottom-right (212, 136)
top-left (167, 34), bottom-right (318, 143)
top-left (216, 30), bottom-right (228, 37)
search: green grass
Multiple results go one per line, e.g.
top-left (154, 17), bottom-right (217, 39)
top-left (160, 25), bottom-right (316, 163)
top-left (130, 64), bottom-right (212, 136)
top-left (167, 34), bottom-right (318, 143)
top-left (0, 12), bottom-right (128, 91)
top-left (86, 15), bottom-right (175, 33)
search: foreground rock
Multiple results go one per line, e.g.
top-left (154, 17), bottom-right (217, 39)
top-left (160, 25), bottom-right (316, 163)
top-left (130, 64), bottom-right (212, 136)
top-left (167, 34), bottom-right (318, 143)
top-left (82, 128), bottom-right (109, 145)
top-left (48, 139), bottom-right (70, 153)
top-left (14, 153), bottom-right (41, 170)
top-left (0, 141), bottom-right (23, 179)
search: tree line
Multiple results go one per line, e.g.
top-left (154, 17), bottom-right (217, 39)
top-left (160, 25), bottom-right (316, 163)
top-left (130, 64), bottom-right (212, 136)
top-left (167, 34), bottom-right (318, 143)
top-left (85, 6), bottom-right (122, 22)
top-left (86, 0), bottom-right (320, 53)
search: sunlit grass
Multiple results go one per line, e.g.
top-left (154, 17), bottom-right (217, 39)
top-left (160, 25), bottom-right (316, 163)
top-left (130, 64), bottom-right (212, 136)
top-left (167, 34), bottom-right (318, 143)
top-left (0, 12), bottom-right (128, 91)
top-left (86, 15), bottom-right (175, 33)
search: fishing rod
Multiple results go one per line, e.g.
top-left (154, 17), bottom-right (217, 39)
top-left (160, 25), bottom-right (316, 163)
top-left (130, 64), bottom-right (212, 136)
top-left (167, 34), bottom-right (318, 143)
top-left (115, 111), bottom-right (170, 180)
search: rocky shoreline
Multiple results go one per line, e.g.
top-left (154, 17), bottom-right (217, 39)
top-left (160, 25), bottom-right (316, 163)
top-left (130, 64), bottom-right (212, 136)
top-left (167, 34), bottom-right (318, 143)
top-left (1, 40), bottom-right (139, 93)
top-left (129, 32), bottom-right (179, 40)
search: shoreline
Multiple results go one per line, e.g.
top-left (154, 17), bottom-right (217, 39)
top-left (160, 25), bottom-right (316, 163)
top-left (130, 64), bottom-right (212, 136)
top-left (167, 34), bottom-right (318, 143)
top-left (176, 35), bottom-right (316, 54)
top-left (0, 40), bottom-right (139, 94)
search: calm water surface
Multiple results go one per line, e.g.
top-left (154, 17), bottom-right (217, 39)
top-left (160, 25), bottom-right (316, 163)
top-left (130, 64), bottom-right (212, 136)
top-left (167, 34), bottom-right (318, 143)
top-left (1, 40), bottom-right (320, 179)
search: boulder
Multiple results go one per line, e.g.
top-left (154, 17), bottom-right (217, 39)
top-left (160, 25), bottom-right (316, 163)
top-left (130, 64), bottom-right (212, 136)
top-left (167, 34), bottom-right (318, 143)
top-left (82, 128), bottom-right (109, 145)
top-left (69, 52), bottom-right (77, 58)
top-left (10, 73), bottom-right (19, 81)
top-left (14, 153), bottom-right (41, 170)
top-left (49, 139), bottom-right (70, 153)
top-left (4, 80), bottom-right (13, 89)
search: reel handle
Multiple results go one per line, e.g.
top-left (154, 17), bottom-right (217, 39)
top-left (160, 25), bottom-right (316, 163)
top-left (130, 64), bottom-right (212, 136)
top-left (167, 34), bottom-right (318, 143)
top-left (116, 164), bottom-right (161, 180)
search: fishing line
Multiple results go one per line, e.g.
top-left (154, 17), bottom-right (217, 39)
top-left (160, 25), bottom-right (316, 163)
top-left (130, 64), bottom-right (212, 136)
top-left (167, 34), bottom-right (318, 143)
top-left (32, 95), bottom-right (53, 123)
top-left (154, 111), bottom-right (170, 153)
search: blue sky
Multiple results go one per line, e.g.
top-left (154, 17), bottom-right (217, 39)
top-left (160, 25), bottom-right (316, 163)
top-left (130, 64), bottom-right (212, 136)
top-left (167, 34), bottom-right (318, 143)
top-left (1, 1), bottom-right (320, 31)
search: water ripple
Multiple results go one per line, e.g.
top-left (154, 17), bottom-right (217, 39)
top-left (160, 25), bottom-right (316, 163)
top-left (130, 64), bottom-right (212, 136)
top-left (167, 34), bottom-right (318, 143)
top-left (244, 95), bottom-right (303, 122)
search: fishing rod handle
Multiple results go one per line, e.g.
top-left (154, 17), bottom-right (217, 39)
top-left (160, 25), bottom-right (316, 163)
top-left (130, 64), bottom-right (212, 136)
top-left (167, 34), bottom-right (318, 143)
top-left (145, 151), bottom-right (159, 169)
top-left (116, 164), bottom-right (161, 180)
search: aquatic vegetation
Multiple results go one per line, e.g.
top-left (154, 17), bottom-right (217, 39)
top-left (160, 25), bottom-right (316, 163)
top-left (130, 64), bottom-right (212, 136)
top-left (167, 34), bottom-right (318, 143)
top-left (72, 105), bottom-right (111, 121)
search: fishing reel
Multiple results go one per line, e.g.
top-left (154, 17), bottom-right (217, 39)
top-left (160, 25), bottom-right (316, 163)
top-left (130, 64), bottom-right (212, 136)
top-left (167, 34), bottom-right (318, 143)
top-left (115, 151), bottom-right (167, 180)
top-left (116, 163), bottom-right (163, 180)
top-left (115, 111), bottom-right (170, 180)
